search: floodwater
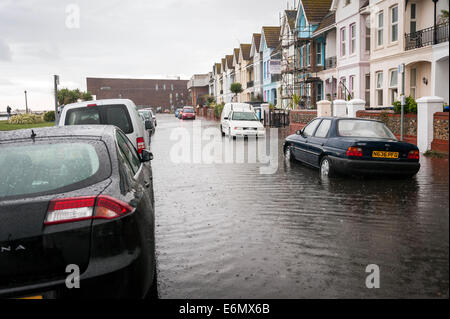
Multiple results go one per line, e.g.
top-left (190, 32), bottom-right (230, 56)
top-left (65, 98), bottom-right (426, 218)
top-left (151, 114), bottom-right (449, 299)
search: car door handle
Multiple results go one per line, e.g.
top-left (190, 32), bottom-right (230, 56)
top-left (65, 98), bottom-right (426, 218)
top-left (144, 181), bottom-right (151, 188)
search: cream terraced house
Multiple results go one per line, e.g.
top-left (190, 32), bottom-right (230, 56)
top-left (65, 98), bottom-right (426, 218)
top-left (369, 0), bottom-right (449, 107)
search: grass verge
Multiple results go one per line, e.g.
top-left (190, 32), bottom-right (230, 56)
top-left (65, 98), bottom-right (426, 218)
top-left (0, 120), bottom-right (55, 131)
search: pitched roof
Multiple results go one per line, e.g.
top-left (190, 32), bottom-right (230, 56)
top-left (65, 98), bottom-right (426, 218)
top-left (301, 0), bottom-right (332, 24)
top-left (262, 26), bottom-right (281, 49)
top-left (215, 63), bottom-right (221, 74)
top-left (240, 44), bottom-right (251, 60)
top-left (233, 48), bottom-right (240, 64)
top-left (225, 55), bottom-right (234, 69)
top-left (252, 33), bottom-right (261, 51)
top-left (285, 10), bottom-right (297, 31)
top-left (313, 11), bottom-right (335, 35)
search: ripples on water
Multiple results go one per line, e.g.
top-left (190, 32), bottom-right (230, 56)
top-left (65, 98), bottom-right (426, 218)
top-left (152, 116), bottom-right (449, 299)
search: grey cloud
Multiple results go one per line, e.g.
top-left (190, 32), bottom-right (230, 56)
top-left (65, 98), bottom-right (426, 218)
top-left (0, 38), bottom-right (12, 61)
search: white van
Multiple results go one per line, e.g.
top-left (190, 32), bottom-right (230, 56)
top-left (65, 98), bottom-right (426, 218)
top-left (220, 103), bottom-right (265, 137)
top-left (59, 99), bottom-right (152, 153)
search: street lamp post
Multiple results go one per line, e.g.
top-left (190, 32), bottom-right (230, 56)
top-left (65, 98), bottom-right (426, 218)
top-left (24, 90), bottom-right (28, 114)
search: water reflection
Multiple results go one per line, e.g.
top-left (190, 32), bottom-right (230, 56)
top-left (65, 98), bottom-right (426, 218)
top-left (153, 115), bottom-right (449, 299)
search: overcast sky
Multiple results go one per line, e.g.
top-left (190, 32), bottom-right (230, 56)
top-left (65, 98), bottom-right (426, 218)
top-left (0, 0), bottom-right (294, 111)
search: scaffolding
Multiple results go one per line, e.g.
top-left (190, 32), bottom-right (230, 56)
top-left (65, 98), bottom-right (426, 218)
top-left (279, 10), bottom-right (319, 109)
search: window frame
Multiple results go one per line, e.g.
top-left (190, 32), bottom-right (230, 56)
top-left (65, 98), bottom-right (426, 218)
top-left (377, 11), bottom-right (384, 47)
top-left (350, 23), bottom-right (356, 55)
top-left (390, 5), bottom-right (399, 43)
top-left (340, 27), bottom-right (347, 56)
top-left (314, 119), bottom-right (332, 138)
top-left (376, 71), bottom-right (384, 106)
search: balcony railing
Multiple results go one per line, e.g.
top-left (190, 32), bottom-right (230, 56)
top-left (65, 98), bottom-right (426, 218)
top-left (405, 22), bottom-right (449, 51)
top-left (325, 56), bottom-right (337, 69)
top-left (247, 81), bottom-right (254, 88)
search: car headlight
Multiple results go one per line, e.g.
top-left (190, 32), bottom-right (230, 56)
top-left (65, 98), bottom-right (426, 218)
top-left (234, 127), bottom-right (240, 130)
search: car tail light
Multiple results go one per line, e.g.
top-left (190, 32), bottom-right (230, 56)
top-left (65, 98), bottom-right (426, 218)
top-left (45, 196), bottom-right (134, 226)
top-left (346, 147), bottom-right (363, 157)
top-left (137, 137), bottom-right (145, 154)
top-left (408, 150), bottom-right (420, 160)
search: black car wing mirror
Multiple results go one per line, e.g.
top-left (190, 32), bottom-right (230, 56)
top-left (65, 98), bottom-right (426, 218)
top-left (224, 117), bottom-right (229, 120)
top-left (296, 129), bottom-right (304, 135)
top-left (141, 149), bottom-right (154, 162)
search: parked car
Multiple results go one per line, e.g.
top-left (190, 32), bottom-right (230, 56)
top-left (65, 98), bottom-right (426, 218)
top-left (221, 103), bottom-right (265, 138)
top-left (138, 109), bottom-right (156, 134)
top-left (181, 107), bottom-right (196, 120)
top-left (59, 99), bottom-right (152, 154)
top-left (175, 108), bottom-right (183, 118)
top-left (0, 125), bottom-right (156, 299)
top-left (283, 117), bottom-right (421, 178)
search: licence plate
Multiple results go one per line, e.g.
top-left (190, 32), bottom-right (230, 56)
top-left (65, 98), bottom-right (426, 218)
top-left (372, 151), bottom-right (399, 159)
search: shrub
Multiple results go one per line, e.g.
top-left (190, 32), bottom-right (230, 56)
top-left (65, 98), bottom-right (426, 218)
top-left (393, 96), bottom-right (417, 114)
top-left (43, 111), bottom-right (55, 122)
top-left (214, 103), bottom-right (224, 119)
top-left (8, 114), bottom-right (44, 124)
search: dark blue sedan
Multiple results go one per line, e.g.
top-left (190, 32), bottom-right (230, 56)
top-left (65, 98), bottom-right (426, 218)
top-left (283, 117), bottom-right (421, 178)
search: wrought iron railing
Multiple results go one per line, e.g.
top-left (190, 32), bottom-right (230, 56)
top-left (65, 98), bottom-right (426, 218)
top-left (405, 22), bottom-right (449, 51)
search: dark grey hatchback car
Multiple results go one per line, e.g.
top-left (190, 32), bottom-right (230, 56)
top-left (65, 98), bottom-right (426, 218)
top-left (0, 125), bottom-right (156, 299)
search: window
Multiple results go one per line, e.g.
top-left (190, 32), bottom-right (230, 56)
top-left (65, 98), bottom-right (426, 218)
top-left (303, 119), bottom-right (321, 137)
top-left (341, 27), bottom-right (346, 56)
top-left (410, 68), bottom-right (417, 99)
top-left (306, 43), bottom-right (310, 66)
top-left (317, 82), bottom-right (323, 101)
top-left (365, 74), bottom-right (371, 106)
top-left (339, 77), bottom-right (347, 100)
top-left (410, 3), bottom-right (417, 33)
top-left (389, 69), bottom-right (398, 104)
top-left (163, 84), bottom-right (166, 90)
top-left (0, 142), bottom-right (106, 198)
top-left (376, 72), bottom-right (383, 106)
top-left (365, 21), bottom-right (371, 51)
top-left (316, 42), bottom-right (322, 65)
top-left (377, 12), bottom-right (384, 46)
top-left (338, 120), bottom-right (396, 139)
top-left (116, 130), bottom-right (141, 174)
top-left (155, 84), bottom-right (158, 91)
top-left (350, 23), bottom-right (356, 54)
top-left (171, 84), bottom-right (174, 91)
top-left (65, 104), bottom-right (133, 134)
top-left (263, 62), bottom-right (266, 78)
top-left (391, 5), bottom-right (398, 42)
top-left (315, 119), bottom-right (332, 138)
top-left (349, 75), bottom-right (355, 99)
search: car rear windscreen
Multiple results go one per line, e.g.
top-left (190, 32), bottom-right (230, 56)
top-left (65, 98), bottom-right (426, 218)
top-left (338, 120), bottom-right (397, 139)
top-left (65, 104), bottom-right (133, 134)
top-left (0, 141), bottom-right (110, 199)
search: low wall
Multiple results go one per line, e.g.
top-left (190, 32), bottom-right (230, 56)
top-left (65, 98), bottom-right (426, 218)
top-left (288, 110), bottom-right (317, 135)
top-left (431, 112), bottom-right (449, 153)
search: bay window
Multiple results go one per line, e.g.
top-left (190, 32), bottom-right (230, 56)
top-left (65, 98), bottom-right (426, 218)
top-left (376, 71), bottom-right (383, 106)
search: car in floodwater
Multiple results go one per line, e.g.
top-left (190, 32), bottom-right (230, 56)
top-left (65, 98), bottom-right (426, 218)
top-left (59, 99), bottom-right (153, 154)
top-left (0, 126), bottom-right (156, 299)
top-left (221, 104), bottom-right (265, 138)
top-left (283, 117), bottom-right (421, 178)
top-left (181, 107), bottom-right (196, 120)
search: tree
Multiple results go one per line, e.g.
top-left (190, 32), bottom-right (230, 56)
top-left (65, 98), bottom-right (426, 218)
top-left (58, 88), bottom-right (93, 106)
top-left (230, 83), bottom-right (243, 102)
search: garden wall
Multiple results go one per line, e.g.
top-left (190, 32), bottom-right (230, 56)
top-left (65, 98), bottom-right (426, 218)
top-left (431, 112), bottom-right (449, 153)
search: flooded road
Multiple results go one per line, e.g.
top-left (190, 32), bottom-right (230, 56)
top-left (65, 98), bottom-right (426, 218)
top-left (151, 114), bottom-right (449, 299)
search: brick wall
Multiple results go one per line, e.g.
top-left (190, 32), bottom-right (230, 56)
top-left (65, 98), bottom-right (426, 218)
top-left (87, 77), bottom-right (189, 111)
top-left (288, 110), bottom-right (317, 135)
top-left (432, 112), bottom-right (449, 153)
